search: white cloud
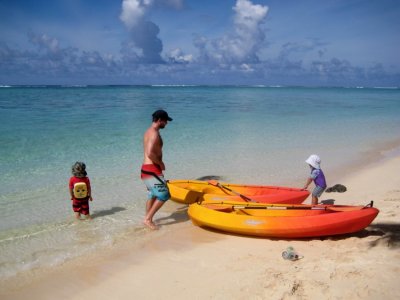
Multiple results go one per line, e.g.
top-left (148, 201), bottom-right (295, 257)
top-left (28, 33), bottom-right (60, 54)
top-left (166, 48), bottom-right (193, 63)
top-left (120, 0), bottom-right (183, 29)
top-left (240, 63), bottom-right (254, 72)
top-left (194, 0), bottom-right (269, 65)
top-left (119, 0), bottom-right (185, 63)
top-left (233, 0), bottom-right (268, 36)
top-left (230, 0), bottom-right (268, 61)
top-left (120, 0), bottom-right (154, 29)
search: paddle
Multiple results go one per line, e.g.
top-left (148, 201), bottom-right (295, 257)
top-left (233, 205), bottom-right (364, 212)
top-left (203, 200), bottom-right (373, 212)
top-left (207, 180), bottom-right (257, 202)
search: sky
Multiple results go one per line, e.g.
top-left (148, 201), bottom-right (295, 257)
top-left (0, 0), bottom-right (399, 86)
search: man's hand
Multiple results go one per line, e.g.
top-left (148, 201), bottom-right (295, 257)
top-left (160, 162), bottom-right (165, 170)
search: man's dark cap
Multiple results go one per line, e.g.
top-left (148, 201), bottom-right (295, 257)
top-left (152, 110), bottom-right (173, 121)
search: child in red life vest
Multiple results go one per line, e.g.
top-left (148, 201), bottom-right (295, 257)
top-left (69, 162), bottom-right (93, 219)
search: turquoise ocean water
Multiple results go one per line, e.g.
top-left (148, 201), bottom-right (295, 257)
top-left (1, 85), bottom-right (399, 279)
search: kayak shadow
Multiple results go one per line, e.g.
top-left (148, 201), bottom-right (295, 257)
top-left (364, 222), bottom-right (400, 249)
top-left (314, 222), bottom-right (400, 248)
top-left (196, 175), bottom-right (223, 181)
top-left (190, 223), bottom-right (399, 244)
top-left (156, 206), bottom-right (190, 226)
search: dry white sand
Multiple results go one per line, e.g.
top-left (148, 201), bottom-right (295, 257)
top-left (1, 155), bottom-right (400, 300)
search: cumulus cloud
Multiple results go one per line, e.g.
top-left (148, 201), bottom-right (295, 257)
top-left (129, 20), bottom-right (164, 63)
top-left (0, 32), bottom-right (122, 83)
top-left (27, 32), bottom-right (77, 62)
top-left (233, 0), bottom-right (268, 47)
top-left (28, 33), bottom-right (60, 54)
top-left (80, 51), bottom-right (118, 70)
top-left (120, 0), bottom-right (153, 29)
top-left (194, 0), bottom-right (268, 65)
top-left (118, 0), bottom-right (184, 64)
top-left (279, 40), bottom-right (327, 59)
top-left (166, 48), bottom-right (193, 64)
top-left (119, 0), bottom-right (183, 29)
top-left (1, 31), bottom-right (398, 86)
top-left (120, 0), bottom-right (169, 63)
top-left (119, 0), bottom-right (269, 66)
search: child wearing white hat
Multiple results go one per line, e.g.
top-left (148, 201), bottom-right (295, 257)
top-left (303, 154), bottom-right (327, 205)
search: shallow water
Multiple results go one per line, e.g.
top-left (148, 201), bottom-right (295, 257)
top-left (0, 85), bottom-right (399, 279)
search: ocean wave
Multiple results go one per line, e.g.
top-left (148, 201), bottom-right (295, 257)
top-left (373, 86), bottom-right (399, 89)
top-left (151, 84), bottom-right (198, 87)
top-left (61, 85), bottom-right (88, 88)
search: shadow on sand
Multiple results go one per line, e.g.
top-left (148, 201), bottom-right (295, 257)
top-left (365, 222), bottom-right (400, 249)
top-left (320, 199), bottom-right (335, 205)
top-left (91, 206), bottom-right (127, 218)
top-left (323, 222), bottom-right (400, 249)
top-left (157, 206), bottom-right (190, 226)
top-left (192, 225), bottom-right (400, 246)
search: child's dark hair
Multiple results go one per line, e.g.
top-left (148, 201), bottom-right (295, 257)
top-left (72, 161), bottom-right (87, 178)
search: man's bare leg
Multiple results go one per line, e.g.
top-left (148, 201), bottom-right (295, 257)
top-left (143, 199), bottom-right (165, 230)
top-left (146, 197), bottom-right (156, 215)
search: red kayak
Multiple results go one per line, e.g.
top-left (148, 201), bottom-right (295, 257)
top-left (167, 180), bottom-right (310, 204)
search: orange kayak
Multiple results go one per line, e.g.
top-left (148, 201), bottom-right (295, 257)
top-left (167, 180), bottom-right (310, 204)
top-left (188, 201), bottom-right (379, 238)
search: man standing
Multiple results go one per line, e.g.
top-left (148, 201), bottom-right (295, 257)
top-left (141, 110), bottom-right (173, 229)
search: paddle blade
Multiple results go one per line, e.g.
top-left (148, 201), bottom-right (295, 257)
top-left (207, 180), bottom-right (219, 187)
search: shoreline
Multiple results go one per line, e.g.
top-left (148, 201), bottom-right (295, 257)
top-left (1, 150), bottom-right (400, 299)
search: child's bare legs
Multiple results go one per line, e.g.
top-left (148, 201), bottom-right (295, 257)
top-left (311, 195), bottom-right (319, 205)
top-left (74, 211), bottom-right (91, 220)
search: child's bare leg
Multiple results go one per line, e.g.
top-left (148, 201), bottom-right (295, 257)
top-left (74, 212), bottom-right (81, 219)
top-left (311, 195), bottom-right (319, 205)
top-left (85, 214), bottom-right (92, 220)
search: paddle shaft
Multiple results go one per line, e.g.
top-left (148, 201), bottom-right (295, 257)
top-left (208, 180), bottom-right (256, 202)
top-left (219, 185), bottom-right (255, 202)
top-left (227, 205), bottom-right (366, 212)
top-left (232, 205), bottom-right (327, 211)
top-left (203, 200), bottom-right (374, 212)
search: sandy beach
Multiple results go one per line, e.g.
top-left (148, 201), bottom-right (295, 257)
top-left (1, 153), bottom-right (400, 300)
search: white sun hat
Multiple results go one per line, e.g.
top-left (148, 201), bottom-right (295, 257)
top-left (305, 154), bottom-right (321, 169)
